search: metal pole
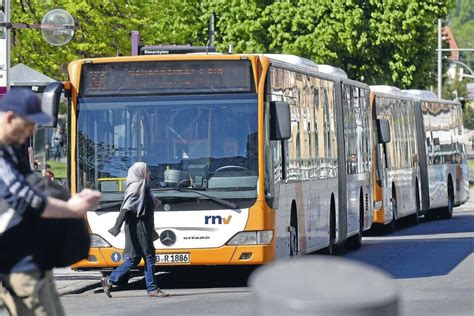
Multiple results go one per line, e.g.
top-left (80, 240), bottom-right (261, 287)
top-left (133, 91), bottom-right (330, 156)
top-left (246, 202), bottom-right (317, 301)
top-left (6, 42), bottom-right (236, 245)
top-left (209, 13), bottom-right (215, 48)
top-left (131, 31), bottom-right (139, 56)
top-left (437, 48), bottom-right (474, 52)
top-left (437, 18), bottom-right (442, 99)
top-left (451, 60), bottom-right (474, 76)
top-left (0, 0), bottom-right (10, 95)
top-left (5, 0), bottom-right (8, 91)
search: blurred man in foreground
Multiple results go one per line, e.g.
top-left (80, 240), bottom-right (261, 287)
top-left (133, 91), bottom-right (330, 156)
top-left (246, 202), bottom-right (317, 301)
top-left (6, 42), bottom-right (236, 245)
top-left (0, 89), bottom-right (101, 316)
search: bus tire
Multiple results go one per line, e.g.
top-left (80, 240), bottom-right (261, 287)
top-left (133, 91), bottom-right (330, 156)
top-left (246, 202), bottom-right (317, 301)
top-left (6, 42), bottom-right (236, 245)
top-left (409, 185), bottom-right (421, 225)
top-left (424, 209), bottom-right (439, 221)
top-left (385, 188), bottom-right (397, 233)
top-left (289, 206), bottom-right (298, 257)
top-left (346, 191), bottom-right (363, 250)
top-left (439, 181), bottom-right (454, 219)
top-left (327, 196), bottom-right (337, 255)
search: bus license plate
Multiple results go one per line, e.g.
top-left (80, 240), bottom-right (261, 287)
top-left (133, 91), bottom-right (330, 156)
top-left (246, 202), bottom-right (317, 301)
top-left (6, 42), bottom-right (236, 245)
top-left (156, 253), bottom-right (190, 264)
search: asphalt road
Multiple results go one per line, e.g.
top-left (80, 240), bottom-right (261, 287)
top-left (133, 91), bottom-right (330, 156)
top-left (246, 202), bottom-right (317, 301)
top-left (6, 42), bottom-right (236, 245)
top-left (57, 200), bottom-right (473, 316)
top-left (1, 198), bottom-right (472, 316)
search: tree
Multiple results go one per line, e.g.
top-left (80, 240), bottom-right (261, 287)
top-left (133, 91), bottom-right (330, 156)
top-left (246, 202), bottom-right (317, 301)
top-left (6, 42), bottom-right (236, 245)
top-left (442, 73), bottom-right (468, 99)
top-left (200, 0), bottom-right (455, 88)
top-left (8, 0), bottom-right (456, 89)
top-left (449, 0), bottom-right (474, 79)
top-left (9, 0), bottom-right (170, 80)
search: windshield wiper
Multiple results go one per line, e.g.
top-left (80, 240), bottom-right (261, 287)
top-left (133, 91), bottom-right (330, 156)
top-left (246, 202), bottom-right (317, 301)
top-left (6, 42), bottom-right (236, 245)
top-left (152, 188), bottom-right (237, 209)
top-left (93, 200), bottom-right (123, 211)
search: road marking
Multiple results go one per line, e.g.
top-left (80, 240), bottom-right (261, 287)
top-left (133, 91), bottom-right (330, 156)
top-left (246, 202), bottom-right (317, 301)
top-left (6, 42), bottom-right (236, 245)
top-left (364, 232), bottom-right (474, 242)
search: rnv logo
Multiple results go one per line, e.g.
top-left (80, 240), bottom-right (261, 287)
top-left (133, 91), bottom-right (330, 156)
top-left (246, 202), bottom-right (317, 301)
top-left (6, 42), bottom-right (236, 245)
top-left (205, 215), bottom-right (232, 225)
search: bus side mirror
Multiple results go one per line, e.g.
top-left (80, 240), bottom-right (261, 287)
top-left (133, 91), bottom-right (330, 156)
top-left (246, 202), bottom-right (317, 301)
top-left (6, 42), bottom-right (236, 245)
top-left (377, 119), bottom-right (391, 144)
top-left (270, 101), bottom-right (291, 140)
top-left (41, 82), bottom-right (64, 128)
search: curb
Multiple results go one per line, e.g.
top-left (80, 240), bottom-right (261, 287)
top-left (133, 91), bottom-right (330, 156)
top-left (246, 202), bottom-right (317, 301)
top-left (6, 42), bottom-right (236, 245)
top-left (57, 280), bottom-right (101, 296)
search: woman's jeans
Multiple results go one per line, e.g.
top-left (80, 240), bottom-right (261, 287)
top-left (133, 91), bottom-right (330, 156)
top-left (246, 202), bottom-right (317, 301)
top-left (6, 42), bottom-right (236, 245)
top-left (109, 254), bottom-right (157, 292)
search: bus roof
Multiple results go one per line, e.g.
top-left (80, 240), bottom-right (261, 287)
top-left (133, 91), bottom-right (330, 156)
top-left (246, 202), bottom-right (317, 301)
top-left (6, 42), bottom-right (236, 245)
top-left (402, 89), bottom-right (438, 100)
top-left (403, 89), bottom-right (461, 105)
top-left (263, 54), bottom-right (348, 78)
top-left (369, 85), bottom-right (404, 95)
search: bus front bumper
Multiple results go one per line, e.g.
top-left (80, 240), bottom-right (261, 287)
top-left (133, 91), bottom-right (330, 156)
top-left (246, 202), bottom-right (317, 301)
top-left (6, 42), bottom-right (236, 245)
top-left (71, 244), bottom-right (275, 270)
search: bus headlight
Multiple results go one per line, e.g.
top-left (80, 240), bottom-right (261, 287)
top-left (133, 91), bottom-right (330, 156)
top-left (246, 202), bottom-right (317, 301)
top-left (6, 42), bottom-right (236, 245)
top-left (90, 234), bottom-right (112, 248)
top-left (257, 230), bottom-right (273, 244)
top-left (227, 231), bottom-right (273, 245)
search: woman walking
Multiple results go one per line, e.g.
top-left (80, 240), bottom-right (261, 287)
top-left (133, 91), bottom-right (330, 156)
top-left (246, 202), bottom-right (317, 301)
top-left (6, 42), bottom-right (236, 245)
top-left (101, 162), bottom-right (169, 298)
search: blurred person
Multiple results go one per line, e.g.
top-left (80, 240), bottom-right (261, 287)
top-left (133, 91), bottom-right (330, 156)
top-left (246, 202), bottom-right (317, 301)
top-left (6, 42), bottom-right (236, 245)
top-left (222, 136), bottom-right (240, 157)
top-left (32, 160), bottom-right (41, 171)
top-left (0, 89), bottom-right (101, 316)
top-left (102, 162), bottom-right (169, 298)
top-left (52, 127), bottom-right (64, 161)
top-left (211, 136), bottom-right (246, 172)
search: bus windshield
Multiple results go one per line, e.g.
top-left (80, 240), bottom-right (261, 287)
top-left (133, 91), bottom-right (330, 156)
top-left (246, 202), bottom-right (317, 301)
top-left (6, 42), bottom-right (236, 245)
top-left (76, 93), bottom-right (258, 208)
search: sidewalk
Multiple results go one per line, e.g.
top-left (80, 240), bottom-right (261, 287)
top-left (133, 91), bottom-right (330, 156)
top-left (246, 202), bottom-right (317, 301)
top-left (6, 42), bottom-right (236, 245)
top-left (0, 269), bottom-right (100, 314)
top-left (53, 268), bottom-right (101, 296)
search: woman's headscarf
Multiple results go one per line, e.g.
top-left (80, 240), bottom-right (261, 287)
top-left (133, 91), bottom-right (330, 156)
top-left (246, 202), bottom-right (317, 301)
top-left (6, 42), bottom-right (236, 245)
top-left (121, 162), bottom-right (151, 217)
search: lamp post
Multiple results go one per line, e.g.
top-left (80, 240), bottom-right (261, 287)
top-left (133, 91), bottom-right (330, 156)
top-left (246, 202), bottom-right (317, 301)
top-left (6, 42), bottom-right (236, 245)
top-left (0, 0), bottom-right (75, 95)
top-left (0, 0), bottom-right (10, 95)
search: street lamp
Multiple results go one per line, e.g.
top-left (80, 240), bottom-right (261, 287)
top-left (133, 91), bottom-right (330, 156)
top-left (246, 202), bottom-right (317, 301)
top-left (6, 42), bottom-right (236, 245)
top-left (0, 0), bottom-right (76, 95)
top-left (451, 60), bottom-right (474, 80)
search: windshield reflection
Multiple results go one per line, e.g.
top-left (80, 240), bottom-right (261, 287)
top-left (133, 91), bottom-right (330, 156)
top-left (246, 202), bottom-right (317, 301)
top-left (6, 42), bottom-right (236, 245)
top-left (77, 94), bottom-right (258, 206)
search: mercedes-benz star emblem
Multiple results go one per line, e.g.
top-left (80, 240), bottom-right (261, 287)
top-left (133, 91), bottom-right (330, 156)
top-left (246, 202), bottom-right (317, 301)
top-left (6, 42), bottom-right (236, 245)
top-left (160, 230), bottom-right (176, 247)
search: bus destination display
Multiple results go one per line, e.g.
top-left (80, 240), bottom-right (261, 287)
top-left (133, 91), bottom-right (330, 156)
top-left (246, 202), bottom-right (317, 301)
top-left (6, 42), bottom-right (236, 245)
top-left (80, 60), bottom-right (254, 96)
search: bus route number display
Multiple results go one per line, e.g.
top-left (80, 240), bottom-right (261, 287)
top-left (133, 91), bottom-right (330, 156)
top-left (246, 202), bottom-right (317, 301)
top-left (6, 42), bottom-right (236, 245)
top-left (80, 60), bottom-right (254, 96)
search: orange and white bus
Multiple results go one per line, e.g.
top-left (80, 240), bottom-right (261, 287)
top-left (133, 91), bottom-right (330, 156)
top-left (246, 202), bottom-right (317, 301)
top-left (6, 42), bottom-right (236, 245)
top-left (44, 52), bottom-right (375, 272)
top-left (370, 86), bottom-right (422, 231)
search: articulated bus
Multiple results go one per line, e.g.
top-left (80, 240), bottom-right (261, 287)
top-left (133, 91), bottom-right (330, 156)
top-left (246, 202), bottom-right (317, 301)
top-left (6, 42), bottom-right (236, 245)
top-left (44, 53), bottom-right (376, 272)
top-left (404, 89), bottom-right (470, 217)
top-left (370, 85), bottom-right (422, 230)
top-left (371, 86), bottom-right (469, 230)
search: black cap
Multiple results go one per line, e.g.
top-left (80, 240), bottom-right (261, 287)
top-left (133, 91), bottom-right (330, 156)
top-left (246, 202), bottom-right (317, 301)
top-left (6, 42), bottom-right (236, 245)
top-left (0, 88), bottom-right (53, 125)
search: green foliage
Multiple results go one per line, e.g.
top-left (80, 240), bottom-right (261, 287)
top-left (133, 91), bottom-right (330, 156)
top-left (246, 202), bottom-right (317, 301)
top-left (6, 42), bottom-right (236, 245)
top-left (442, 74), bottom-right (468, 99)
top-left (468, 157), bottom-right (474, 170)
top-left (462, 102), bottom-right (474, 129)
top-left (47, 160), bottom-right (67, 178)
top-left (9, 0), bottom-right (171, 80)
top-left (7, 0), bottom-right (456, 89)
top-left (160, 0), bottom-right (455, 88)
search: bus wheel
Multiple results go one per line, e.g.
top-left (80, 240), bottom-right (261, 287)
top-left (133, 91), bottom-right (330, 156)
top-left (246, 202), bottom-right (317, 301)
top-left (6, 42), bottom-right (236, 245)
top-left (439, 182), bottom-right (454, 219)
top-left (424, 209), bottom-right (438, 220)
top-left (327, 199), bottom-right (336, 255)
top-left (289, 208), bottom-right (298, 257)
top-left (386, 193), bottom-right (397, 233)
top-left (409, 186), bottom-right (421, 225)
top-left (346, 192), bottom-right (363, 250)
top-left (289, 226), bottom-right (298, 257)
